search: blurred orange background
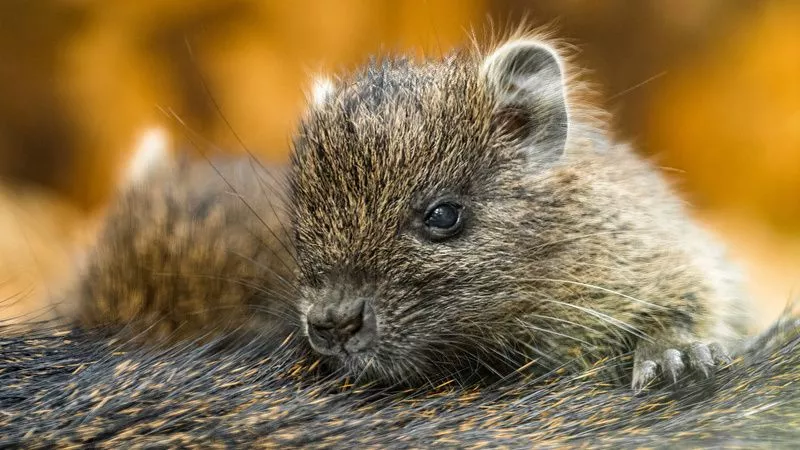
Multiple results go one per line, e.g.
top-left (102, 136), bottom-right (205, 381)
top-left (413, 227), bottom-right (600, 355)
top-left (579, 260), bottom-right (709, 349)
top-left (0, 0), bottom-right (798, 328)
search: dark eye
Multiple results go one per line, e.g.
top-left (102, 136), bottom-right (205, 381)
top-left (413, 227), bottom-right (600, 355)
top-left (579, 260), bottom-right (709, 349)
top-left (423, 201), bottom-right (464, 240)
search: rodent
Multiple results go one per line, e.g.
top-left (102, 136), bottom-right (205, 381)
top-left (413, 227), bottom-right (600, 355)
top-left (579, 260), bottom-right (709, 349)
top-left (289, 29), bottom-right (752, 391)
top-left (67, 147), bottom-right (298, 345)
top-left (1, 307), bottom-right (797, 447)
top-left (66, 29), bottom-right (751, 393)
top-left (4, 22), bottom-right (793, 447)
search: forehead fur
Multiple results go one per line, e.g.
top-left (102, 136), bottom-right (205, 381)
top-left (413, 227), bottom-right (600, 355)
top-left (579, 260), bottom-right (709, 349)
top-left (292, 55), bottom-right (498, 218)
top-left (292, 29), bottom-right (605, 185)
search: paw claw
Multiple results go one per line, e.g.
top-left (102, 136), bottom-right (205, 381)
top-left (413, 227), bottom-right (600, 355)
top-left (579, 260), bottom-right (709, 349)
top-left (709, 342), bottom-right (733, 366)
top-left (632, 359), bottom-right (658, 393)
top-left (633, 340), bottom-right (731, 391)
top-left (688, 342), bottom-right (715, 379)
top-left (662, 348), bottom-right (685, 384)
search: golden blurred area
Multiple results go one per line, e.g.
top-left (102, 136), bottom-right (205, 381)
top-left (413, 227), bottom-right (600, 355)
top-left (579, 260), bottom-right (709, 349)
top-left (0, 0), bottom-right (798, 327)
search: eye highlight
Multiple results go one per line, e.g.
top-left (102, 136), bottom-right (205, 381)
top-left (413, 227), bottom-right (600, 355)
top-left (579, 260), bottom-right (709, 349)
top-left (422, 201), bottom-right (464, 241)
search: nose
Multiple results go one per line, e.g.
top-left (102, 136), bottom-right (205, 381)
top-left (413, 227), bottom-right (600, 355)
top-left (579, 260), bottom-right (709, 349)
top-left (306, 297), bottom-right (377, 356)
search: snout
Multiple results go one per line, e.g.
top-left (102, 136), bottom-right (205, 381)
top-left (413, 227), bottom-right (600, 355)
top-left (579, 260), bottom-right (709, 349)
top-left (306, 296), bottom-right (378, 356)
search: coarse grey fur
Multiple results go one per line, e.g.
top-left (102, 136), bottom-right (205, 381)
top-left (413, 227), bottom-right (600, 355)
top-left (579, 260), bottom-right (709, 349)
top-left (0, 310), bottom-right (798, 448)
top-left (290, 32), bottom-right (751, 390)
top-left (65, 30), bottom-right (752, 392)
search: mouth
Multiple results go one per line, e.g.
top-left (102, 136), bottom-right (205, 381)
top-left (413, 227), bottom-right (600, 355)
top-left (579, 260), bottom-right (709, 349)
top-left (328, 350), bottom-right (417, 386)
top-left (305, 329), bottom-right (376, 359)
top-left (299, 315), bottom-right (408, 383)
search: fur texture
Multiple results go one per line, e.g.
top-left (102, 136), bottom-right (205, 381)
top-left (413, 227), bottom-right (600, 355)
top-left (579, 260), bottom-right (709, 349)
top-left (67, 30), bottom-right (751, 391)
top-left (0, 312), bottom-right (797, 448)
top-left (290, 31), bottom-right (750, 388)
top-left (69, 155), bottom-right (297, 344)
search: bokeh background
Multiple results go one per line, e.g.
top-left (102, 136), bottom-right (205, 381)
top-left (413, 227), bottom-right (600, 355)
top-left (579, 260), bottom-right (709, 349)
top-left (0, 0), bottom-right (798, 327)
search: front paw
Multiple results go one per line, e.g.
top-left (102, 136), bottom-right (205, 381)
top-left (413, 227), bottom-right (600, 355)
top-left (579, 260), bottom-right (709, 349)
top-left (632, 341), bottom-right (732, 393)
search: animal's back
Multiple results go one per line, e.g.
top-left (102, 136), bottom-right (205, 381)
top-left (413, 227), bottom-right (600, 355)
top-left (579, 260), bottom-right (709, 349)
top-left (69, 153), bottom-right (297, 343)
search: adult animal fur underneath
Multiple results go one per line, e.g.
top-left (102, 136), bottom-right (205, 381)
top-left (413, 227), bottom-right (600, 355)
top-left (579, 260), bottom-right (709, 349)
top-left (0, 311), bottom-right (798, 448)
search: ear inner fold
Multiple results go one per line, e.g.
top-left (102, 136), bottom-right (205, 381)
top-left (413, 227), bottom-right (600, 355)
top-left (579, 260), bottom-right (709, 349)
top-left (481, 40), bottom-right (569, 162)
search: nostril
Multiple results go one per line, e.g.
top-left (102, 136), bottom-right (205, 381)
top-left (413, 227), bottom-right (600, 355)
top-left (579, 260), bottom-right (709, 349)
top-left (311, 321), bottom-right (334, 331)
top-left (306, 297), bottom-right (376, 355)
top-left (343, 300), bottom-right (377, 353)
top-left (339, 306), bottom-right (364, 335)
top-left (306, 318), bottom-right (339, 356)
top-left (323, 297), bottom-right (365, 335)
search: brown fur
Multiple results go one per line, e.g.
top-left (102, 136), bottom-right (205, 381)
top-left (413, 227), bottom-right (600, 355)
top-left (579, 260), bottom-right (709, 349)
top-left (69, 154), bottom-right (297, 343)
top-left (66, 29), bottom-right (750, 391)
top-left (289, 31), bottom-right (750, 388)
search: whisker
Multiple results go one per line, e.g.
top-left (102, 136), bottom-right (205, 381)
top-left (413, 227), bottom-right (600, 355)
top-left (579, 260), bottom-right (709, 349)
top-left (524, 312), bottom-right (607, 338)
top-left (159, 107), bottom-right (301, 274)
top-left (144, 270), bottom-right (298, 310)
top-left (224, 249), bottom-right (299, 294)
top-left (514, 318), bottom-right (594, 347)
top-left (182, 36), bottom-right (298, 263)
top-left (539, 297), bottom-right (651, 343)
top-left (530, 277), bottom-right (667, 311)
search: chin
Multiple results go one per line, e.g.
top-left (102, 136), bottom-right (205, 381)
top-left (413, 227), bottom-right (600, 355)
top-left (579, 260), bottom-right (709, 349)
top-left (321, 351), bottom-right (422, 387)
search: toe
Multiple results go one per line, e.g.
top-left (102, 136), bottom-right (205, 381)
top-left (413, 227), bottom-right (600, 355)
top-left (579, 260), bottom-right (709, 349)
top-left (709, 342), bottom-right (733, 366)
top-left (687, 342), bottom-right (715, 379)
top-left (632, 359), bottom-right (658, 393)
top-left (662, 348), bottom-right (685, 384)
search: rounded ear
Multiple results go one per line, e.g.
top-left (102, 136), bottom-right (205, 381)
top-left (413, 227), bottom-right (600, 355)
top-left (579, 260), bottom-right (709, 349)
top-left (123, 126), bottom-right (174, 186)
top-left (481, 40), bottom-right (569, 162)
